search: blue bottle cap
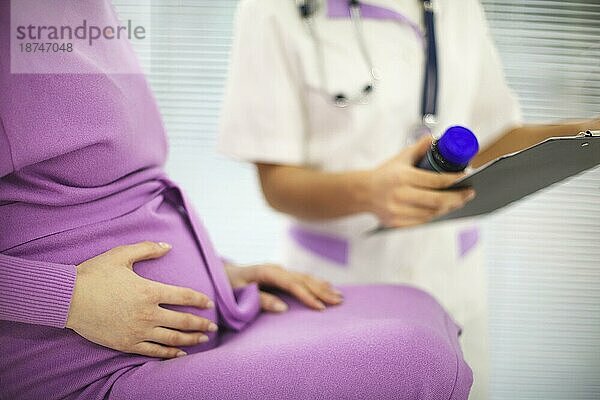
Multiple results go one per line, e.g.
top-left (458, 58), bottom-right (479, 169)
top-left (437, 126), bottom-right (479, 166)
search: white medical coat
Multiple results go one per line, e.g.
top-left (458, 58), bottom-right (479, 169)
top-left (219, 0), bottom-right (521, 325)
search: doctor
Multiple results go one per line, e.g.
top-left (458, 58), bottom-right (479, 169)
top-left (219, 0), bottom-right (599, 398)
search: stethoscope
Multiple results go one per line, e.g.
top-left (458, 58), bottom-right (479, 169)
top-left (297, 0), bottom-right (439, 135)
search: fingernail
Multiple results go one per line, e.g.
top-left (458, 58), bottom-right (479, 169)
top-left (158, 242), bottom-right (172, 249)
top-left (206, 300), bottom-right (215, 309)
top-left (198, 335), bottom-right (209, 343)
top-left (176, 351), bottom-right (187, 358)
top-left (208, 322), bottom-right (218, 332)
top-left (331, 288), bottom-right (343, 296)
top-left (273, 302), bottom-right (288, 312)
top-left (331, 294), bottom-right (343, 303)
top-left (316, 301), bottom-right (326, 311)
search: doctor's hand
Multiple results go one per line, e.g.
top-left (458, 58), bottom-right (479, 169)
top-left (225, 263), bottom-right (343, 312)
top-left (367, 136), bottom-right (476, 228)
top-left (66, 241), bottom-right (217, 359)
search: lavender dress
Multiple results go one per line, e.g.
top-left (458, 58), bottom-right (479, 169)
top-left (0, 2), bottom-right (471, 399)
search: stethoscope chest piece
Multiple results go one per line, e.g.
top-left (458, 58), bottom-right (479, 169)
top-left (333, 79), bottom-right (377, 108)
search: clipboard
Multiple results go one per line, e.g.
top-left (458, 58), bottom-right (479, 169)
top-left (373, 130), bottom-right (600, 232)
top-left (434, 130), bottom-right (600, 222)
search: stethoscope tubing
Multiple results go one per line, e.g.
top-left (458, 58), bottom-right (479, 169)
top-left (421, 0), bottom-right (438, 126)
top-left (299, 0), bottom-right (438, 123)
top-left (302, 0), bottom-right (378, 107)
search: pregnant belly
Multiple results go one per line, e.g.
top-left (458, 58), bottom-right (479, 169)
top-left (4, 192), bottom-right (220, 352)
top-left (1, 191), bottom-right (227, 399)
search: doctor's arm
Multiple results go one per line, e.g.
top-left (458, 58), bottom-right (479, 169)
top-left (257, 136), bottom-right (475, 228)
top-left (472, 117), bottom-right (600, 168)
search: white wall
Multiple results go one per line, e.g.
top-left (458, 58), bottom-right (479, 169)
top-left (479, 2), bottom-right (600, 398)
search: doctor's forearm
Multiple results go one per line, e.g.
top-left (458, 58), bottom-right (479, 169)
top-left (255, 137), bottom-right (473, 227)
top-left (472, 119), bottom-right (599, 168)
top-left (256, 163), bottom-right (373, 220)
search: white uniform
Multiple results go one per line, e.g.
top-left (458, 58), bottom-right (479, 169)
top-left (219, 1), bottom-right (521, 398)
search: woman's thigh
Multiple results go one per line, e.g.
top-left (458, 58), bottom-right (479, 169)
top-left (109, 285), bottom-right (472, 400)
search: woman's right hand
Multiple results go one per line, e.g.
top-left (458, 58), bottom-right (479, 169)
top-left (65, 241), bottom-right (217, 359)
top-left (367, 136), bottom-right (476, 228)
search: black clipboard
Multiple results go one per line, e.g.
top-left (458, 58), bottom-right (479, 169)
top-left (373, 130), bottom-right (600, 233)
top-left (434, 130), bottom-right (600, 222)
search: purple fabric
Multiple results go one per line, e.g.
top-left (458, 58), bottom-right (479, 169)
top-left (289, 225), bottom-right (349, 265)
top-left (109, 286), bottom-right (473, 400)
top-left (160, 184), bottom-right (261, 330)
top-left (2, 282), bottom-right (473, 400)
top-left (327, 0), bottom-right (424, 45)
top-left (0, 254), bottom-right (76, 327)
top-left (458, 226), bottom-right (480, 258)
top-left (0, 0), bottom-right (259, 333)
top-left (0, 1), bottom-right (471, 399)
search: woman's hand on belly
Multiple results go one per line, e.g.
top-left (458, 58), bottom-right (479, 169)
top-left (65, 241), bottom-right (218, 359)
top-left (225, 263), bottom-right (344, 312)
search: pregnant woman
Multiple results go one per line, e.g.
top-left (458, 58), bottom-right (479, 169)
top-left (0, 2), bottom-right (471, 399)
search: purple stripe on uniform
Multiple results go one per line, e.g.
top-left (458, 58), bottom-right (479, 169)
top-left (327, 0), bottom-right (425, 45)
top-left (458, 226), bottom-right (480, 258)
top-left (289, 225), bottom-right (350, 266)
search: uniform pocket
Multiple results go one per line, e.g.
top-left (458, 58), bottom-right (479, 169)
top-left (457, 225), bottom-right (480, 258)
top-left (289, 225), bottom-right (350, 266)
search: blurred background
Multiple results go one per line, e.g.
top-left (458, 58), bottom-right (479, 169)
top-left (114, 1), bottom-right (600, 399)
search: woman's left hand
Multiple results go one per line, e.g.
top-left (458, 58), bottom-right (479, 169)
top-left (225, 264), bottom-right (343, 312)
